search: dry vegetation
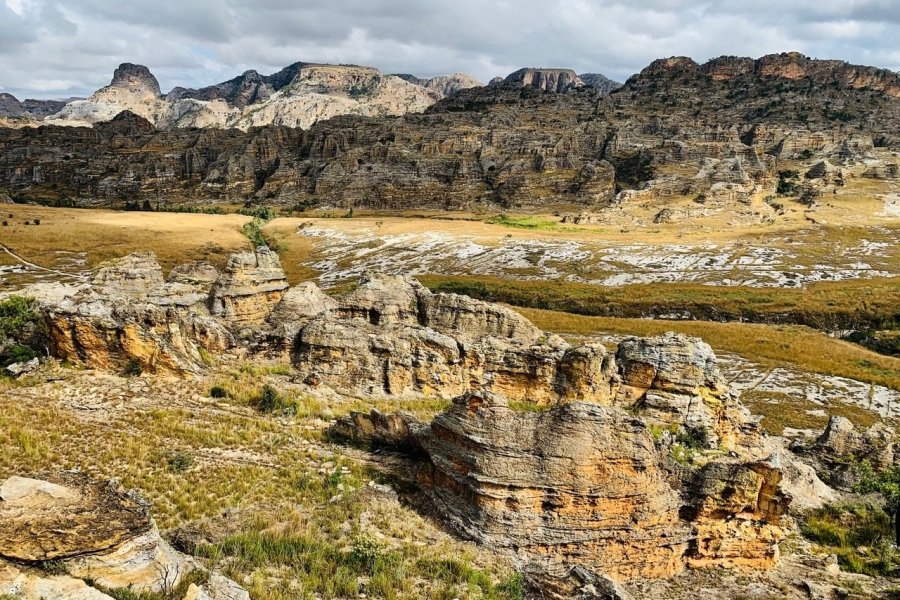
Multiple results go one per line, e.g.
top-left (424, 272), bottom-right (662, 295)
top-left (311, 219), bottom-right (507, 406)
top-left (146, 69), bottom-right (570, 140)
top-left (0, 363), bottom-right (516, 600)
top-left (515, 307), bottom-right (900, 391)
top-left (0, 205), bottom-right (251, 274)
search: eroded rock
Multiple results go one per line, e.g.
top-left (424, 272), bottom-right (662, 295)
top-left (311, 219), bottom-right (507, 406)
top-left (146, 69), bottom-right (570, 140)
top-left (0, 473), bottom-right (248, 600)
top-left (209, 246), bottom-right (289, 326)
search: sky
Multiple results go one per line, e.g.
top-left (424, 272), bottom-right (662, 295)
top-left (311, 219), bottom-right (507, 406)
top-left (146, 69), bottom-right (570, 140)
top-left (1, 0), bottom-right (899, 99)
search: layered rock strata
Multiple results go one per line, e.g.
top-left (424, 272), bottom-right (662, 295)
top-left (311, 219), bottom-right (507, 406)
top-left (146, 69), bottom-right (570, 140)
top-left (329, 323), bottom-right (804, 583)
top-left (0, 472), bottom-right (248, 600)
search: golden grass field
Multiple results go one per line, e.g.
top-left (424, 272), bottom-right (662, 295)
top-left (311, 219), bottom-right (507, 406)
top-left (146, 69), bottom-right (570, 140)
top-left (0, 205), bottom-right (252, 273)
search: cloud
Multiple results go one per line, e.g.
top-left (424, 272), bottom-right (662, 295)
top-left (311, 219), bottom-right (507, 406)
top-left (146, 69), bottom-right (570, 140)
top-left (0, 0), bottom-right (898, 99)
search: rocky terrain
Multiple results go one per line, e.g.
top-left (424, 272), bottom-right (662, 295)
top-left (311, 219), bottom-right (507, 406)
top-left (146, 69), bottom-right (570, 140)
top-left (2, 247), bottom-right (897, 598)
top-left (0, 52), bottom-right (896, 213)
top-left (0, 472), bottom-right (249, 600)
top-left (38, 61), bottom-right (481, 131)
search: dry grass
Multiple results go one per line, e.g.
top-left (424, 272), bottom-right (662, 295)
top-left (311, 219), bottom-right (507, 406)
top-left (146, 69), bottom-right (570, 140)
top-left (421, 275), bottom-right (900, 330)
top-left (0, 364), bottom-right (516, 600)
top-left (516, 307), bottom-right (900, 391)
top-left (0, 206), bottom-right (251, 273)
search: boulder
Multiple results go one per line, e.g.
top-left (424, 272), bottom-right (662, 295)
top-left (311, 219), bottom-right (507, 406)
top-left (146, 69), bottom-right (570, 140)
top-left (616, 332), bottom-right (725, 396)
top-left (91, 252), bottom-right (166, 299)
top-left (0, 473), bottom-right (248, 600)
top-left (792, 416), bottom-right (895, 490)
top-left (266, 281), bottom-right (339, 345)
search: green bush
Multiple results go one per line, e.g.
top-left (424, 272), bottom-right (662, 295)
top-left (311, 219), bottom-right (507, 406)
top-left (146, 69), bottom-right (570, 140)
top-left (209, 385), bottom-right (228, 399)
top-left (167, 451), bottom-right (194, 473)
top-left (254, 384), bottom-right (288, 413)
top-left (0, 295), bottom-right (45, 368)
top-left (122, 359), bottom-right (143, 377)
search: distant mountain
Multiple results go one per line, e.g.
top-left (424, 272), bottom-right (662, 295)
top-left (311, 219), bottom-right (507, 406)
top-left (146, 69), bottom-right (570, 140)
top-left (45, 61), bottom-right (483, 130)
top-left (489, 68), bottom-right (622, 95)
top-left (579, 73), bottom-right (622, 95)
top-left (0, 92), bottom-right (74, 120)
top-left (1, 52), bottom-right (897, 213)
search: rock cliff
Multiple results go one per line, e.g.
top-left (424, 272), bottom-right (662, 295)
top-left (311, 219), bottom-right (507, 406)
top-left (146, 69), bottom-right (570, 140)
top-left (3, 53), bottom-right (896, 210)
top-left (44, 61), bottom-right (480, 131)
top-left (328, 324), bottom-right (801, 584)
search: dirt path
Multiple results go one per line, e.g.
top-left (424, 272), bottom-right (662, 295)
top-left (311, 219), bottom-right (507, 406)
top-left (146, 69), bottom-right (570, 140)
top-left (0, 241), bottom-right (88, 280)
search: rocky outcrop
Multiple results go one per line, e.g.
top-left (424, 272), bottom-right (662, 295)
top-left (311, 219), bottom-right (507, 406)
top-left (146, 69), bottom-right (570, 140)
top-left (496, 68), bottom-right (584, 93)
top-left (328, 320), bottom-right (804, 583)
top-left (44, 61), bottom-right (476, 131)
top-left (19, 252), bottom-right (236, 375)
top-left (0, 473), bottom-right (248, 600)
top-left (292, 274), bottom-right (620, 403)
top-left (791, 416), bottom-right (896, 490)
top-left (209, 247), bottom-right (289, 326)
top-left (579, 73), bottom-right (622, 96)
top-left (421, 392), bottom-right (690, 580)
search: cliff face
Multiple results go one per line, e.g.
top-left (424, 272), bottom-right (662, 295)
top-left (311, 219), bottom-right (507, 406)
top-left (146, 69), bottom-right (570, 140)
top-left (1, 53), bottom-right (897, 210)
top-left (0, 89), bottom-right (616, 210)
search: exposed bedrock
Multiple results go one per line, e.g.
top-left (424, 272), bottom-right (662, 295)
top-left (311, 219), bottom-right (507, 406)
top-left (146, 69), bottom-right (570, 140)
top-left (0, 472), bottom-right (248, 600)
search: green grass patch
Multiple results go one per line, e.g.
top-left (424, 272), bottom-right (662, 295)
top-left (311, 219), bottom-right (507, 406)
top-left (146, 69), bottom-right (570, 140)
top-left (801, 502), bottom-right (900, 576)
top-left (418, 275), bottom-right (900, 332)
top-left (484, 214), bottom-right (560, 230)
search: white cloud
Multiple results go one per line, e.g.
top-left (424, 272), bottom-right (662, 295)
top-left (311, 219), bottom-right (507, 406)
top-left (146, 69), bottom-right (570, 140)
top-left (0, 0), bottom-right (897, 99)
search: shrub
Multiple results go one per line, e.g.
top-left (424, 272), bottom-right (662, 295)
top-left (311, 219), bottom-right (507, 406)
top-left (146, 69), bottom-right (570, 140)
top-left (254, 384), bottom-right (287, 413)
top-left (0, 295), bottom-right (45, 367)
top-left (209, 385), bottom-right (228, 399)
top-left (802, 501), bottom-right (900, 575)
top-left (167, 451), bottom-right (194, 473)
top-left (122, 359), bottom-right (143, 377)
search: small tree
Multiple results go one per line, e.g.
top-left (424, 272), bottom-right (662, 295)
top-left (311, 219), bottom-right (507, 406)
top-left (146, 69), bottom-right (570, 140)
top-left (855, 462), bottom-right (900, 546)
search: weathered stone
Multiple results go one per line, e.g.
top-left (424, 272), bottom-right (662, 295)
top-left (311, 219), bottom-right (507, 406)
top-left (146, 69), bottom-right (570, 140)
top-left (420, 391), bottom-right (690, 580)
top-left (0, 473), bottom-right (152, 562)
top-left (792, 416), bottom-right (896, 490)
top-left (209, 247), bottom-right (288, 326)
top-left (0, 474), bottom-right (248, 600)
top-left (266, 281), bottom-right (338, 342)
top-left (683, 460), bottom-right (790, 569)
top-left (616, 332), bottom-right (725, 397)
top-left (92, 252), bottom-right (166, 298)
top-left (328, 409), bottom-right (425, 453)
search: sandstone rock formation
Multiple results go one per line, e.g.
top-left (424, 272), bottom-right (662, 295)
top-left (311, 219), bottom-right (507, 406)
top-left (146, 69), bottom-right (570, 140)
top-left (16, 252), bottom-right (238, 375)
top-left (292, 273), bottom-right (623, 403)
top-left (494, 68), bottom-right (584, 93)
top-left (0, 472), bottom-right (248, 600)
top-left (328, 318), bottom-right (806, 585)
top-left (209, 246), bottom-right (289, 326)
top-left (792, 416), bottom-right (897, 490)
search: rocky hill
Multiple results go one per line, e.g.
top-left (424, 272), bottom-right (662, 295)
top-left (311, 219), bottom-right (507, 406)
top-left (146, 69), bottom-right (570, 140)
top-left (0, 52), bottom-right (897, 211)
top-left (44, 61), bottom-right (481, 131)
top-left (0, 92), bottom-right (73, 126)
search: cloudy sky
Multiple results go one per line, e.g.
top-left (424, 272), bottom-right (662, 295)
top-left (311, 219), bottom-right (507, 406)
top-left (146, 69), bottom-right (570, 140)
top-left (1, 0), bottom-right (899, 99)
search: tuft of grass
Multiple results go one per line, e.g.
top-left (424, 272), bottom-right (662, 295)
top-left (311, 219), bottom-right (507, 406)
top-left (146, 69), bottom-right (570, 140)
top-left (167, 451), bottom-right (194, 473)
top-left (484, 214), bottom-right (560, 231)
top-left (208, 385), bottom-right (227, 399)
top-left (801, 502), bottom-right (900, 576)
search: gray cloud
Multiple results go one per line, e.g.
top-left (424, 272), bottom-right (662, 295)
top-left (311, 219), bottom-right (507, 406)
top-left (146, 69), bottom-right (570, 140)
top-left (1, 0), bottom-right (898, 99)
